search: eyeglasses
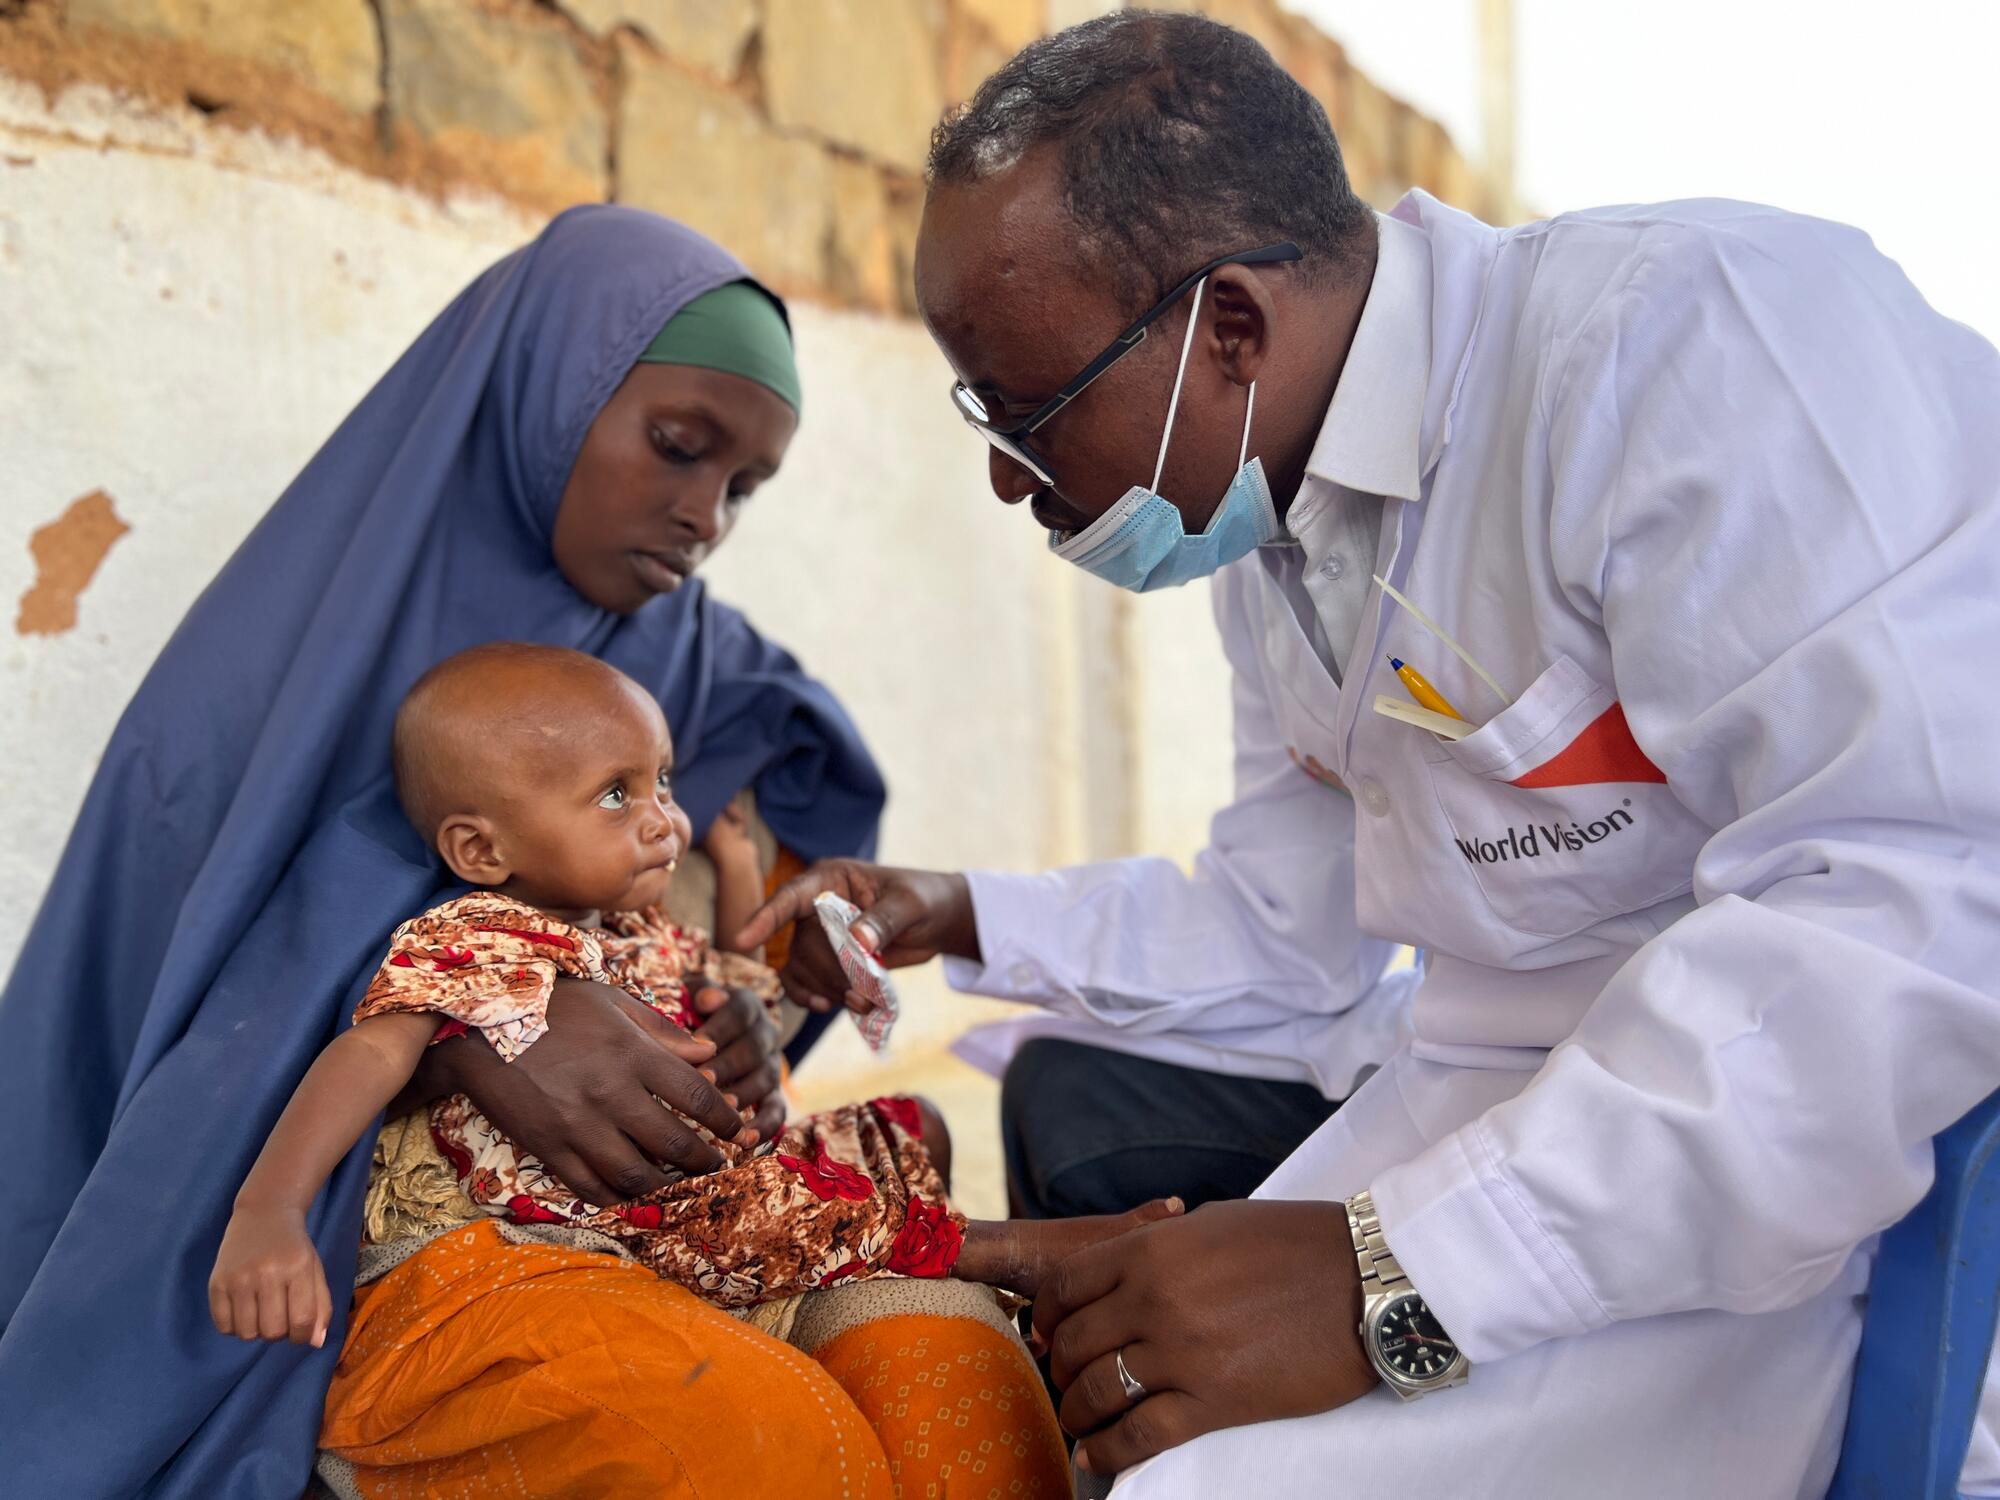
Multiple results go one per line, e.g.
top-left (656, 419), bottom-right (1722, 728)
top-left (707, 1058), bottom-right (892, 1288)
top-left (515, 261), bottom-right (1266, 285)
top-left (949, 242), bottom-right (1303, 489)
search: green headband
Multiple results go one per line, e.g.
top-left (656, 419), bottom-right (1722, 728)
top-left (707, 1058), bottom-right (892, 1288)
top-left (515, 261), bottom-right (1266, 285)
top-left (637, 280), bottom-right (802, 413)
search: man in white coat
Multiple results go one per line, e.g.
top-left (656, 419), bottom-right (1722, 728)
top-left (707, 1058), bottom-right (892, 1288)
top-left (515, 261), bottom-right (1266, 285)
top-left (740, 11), bottom-right (2000, 1495)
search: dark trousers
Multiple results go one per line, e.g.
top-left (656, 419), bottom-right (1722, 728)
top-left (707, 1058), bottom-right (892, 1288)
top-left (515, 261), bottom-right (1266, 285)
top-left (1000, 1037), bottom-right (1343, 1219)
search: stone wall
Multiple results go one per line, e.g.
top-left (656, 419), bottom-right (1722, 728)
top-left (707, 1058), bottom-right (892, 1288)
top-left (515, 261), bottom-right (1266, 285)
top-left (0, 0), bottom-right (1500, 1087)
top-left (0, 0), bottom-right (1500, 318)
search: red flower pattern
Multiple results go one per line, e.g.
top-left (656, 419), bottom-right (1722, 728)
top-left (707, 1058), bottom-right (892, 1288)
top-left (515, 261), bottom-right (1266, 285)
top-left (429, 1120), bottom-right (474, 1178)
top-left (869, 1096), bottom-right (924, 1138)
top-left (777, 1142), bottom-right (875, 1202)
top-left (885, 1196), bottom-right (961, 1278)
top-left (361, 894), bottom-right (964, 1309)
top-left (818, 1258), bottom-right (866, 1288)
top-left (505, 1193), bottom-right (570, 1225)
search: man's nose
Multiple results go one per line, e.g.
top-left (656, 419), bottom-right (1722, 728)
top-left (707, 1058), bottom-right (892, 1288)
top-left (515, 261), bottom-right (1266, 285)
top-left (989, 445), bottom-right (1041, 505)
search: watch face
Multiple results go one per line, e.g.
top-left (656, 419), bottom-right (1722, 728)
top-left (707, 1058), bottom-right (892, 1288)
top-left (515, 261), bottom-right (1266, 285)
top-left (1373, 1293), bottom-right (1459, 1382)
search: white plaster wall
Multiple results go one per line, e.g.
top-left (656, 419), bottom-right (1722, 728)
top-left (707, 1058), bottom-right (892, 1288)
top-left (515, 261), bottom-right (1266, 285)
top-left (0, 80), bottom-right (1240, 1082)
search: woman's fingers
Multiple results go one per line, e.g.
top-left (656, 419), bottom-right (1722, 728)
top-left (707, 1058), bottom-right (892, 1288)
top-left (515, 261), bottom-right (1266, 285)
top-left (615, 986), bottom-right (716, 1063)
top-left (727, 1060), bottom-right (783, 1110)
top-left (708, 1023), bottom-right (778, 1089)
top-left (531, 1146), bottom-right (622, 1210)
top-left (633, 1046), bottom-right (742, 1155)
top-left (750, 1092), bottom-right (786, 1142)
top-left (692, 988), bottom-right (758, 1048)
top-left (608, 1097), bottom-right (720, 1195)
top-left (209, 1279), bottom-right (234, 1336)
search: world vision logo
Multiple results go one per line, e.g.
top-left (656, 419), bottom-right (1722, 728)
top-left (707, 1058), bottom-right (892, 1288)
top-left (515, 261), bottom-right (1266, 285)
top-left (1453, 702), bottom-right (1665, 867)
top-left (1456, 801), bottom-right (1637, 865)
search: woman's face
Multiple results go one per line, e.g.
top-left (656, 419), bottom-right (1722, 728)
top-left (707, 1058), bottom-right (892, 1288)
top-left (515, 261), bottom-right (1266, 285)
top-left (552, 363), bottom-right (799, 614)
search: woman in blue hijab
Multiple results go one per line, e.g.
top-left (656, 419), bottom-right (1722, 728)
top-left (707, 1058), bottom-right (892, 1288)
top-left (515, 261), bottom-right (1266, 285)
top-left (0, 207), bottom-right (888, 1495)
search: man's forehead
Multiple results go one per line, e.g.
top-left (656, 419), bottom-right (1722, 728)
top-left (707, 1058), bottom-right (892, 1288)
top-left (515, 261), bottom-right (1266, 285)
top-left (918, 160), bottom-right (1128, 393)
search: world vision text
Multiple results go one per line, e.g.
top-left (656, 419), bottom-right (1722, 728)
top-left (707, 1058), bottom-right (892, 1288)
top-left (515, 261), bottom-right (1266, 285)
top-left (1455, 805), bottom-right (1637, 865)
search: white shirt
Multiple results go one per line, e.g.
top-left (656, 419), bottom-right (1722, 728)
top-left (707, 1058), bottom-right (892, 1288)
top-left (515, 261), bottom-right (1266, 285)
top-left (952, 190), bottom-right (2000, 1385)
top-left (945, 211), bottom-right (1437, 1100)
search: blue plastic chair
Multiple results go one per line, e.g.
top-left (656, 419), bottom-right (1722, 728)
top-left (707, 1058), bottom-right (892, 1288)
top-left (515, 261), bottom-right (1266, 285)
top-left (1828, 1088), bottom-right (2000, 1500)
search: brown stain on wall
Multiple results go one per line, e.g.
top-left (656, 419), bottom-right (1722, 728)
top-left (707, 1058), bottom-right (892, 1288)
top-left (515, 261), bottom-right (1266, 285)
top-left (16, 489), bottom-right (130, 636)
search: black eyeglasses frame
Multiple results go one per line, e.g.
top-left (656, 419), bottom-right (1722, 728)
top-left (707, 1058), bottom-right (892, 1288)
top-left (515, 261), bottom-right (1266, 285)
top-left (949, 241), bottom-right (1304, 488)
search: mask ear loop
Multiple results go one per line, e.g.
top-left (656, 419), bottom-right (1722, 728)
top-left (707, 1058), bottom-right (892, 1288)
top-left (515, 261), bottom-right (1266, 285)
top-left (1239, 380), bottom-right (1256, 469)
top-left (1150, 275), bottom-right (1209, 492)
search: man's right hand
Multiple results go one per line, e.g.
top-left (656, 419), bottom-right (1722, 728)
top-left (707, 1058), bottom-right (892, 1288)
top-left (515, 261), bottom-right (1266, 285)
top-left (414, 977), bottom-right (750, 1205)
top-left (733, 861), bottom-right (979, 1012)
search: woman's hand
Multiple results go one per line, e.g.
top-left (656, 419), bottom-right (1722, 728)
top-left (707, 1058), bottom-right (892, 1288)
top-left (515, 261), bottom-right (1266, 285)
top-left (1031, 1200), bottom-right (1378, 1474)
top-left (692, 985), bottom-right (786, 1140)
top-left (419, 976), bottom-right (749, 1205)
top-left (733, 860), bottom-right (979, 1012)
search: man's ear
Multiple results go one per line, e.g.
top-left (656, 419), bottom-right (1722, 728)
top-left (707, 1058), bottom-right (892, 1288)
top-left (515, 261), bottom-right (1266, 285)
top-left (1207, 264), bottom-right (1278, 388)
top-left (437, 814), bottom-right (510, 887)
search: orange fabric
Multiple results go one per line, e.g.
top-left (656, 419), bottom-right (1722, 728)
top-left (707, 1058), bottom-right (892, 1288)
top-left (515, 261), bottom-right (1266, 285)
top-left (1509, 702), bottom-right (1667, 788)
top-left (761, 846), bottom-right (809, 974)
top-left (321, 1223), bottom-right (1066, 1499)
top-left (812, 1314), bottom-right (1072, 1499)
top-left (322, 1222), bottom-right (893, 1499)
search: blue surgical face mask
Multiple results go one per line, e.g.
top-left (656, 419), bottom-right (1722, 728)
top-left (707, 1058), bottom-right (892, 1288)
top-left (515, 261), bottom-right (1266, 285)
top-left (1049, 275), bottom-right (1278, 592)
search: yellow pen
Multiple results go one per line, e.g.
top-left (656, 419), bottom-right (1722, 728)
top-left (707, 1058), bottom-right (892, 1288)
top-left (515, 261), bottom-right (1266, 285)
top-left (1388, 657), bottom-right (1466, 722)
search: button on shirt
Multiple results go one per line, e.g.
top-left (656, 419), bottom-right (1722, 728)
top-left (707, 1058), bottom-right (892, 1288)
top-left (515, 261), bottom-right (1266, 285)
top-left (951, 188), bottom-right (2000, 1405)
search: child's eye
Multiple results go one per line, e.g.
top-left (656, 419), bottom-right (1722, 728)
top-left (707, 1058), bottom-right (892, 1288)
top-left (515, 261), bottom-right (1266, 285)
top-left (655, 769), bottom-right (674, 795)
top-left (597, 786), bottom-right (628, 810)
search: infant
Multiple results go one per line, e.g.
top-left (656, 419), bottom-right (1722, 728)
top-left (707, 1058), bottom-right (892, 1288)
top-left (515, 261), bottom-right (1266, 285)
top-left (209, 642), bottom-right (1176, 1346)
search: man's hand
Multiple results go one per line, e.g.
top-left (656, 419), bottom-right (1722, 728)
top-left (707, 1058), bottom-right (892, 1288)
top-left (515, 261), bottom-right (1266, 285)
top-left (733, 860), bottom-right (979, 1013)
top-left (420, 977), bottom-right (750, 1205)
top-left (693, 985), bottom-right (785, 1140)
top-left (1031, 1200), bottom-right (1378, 1474)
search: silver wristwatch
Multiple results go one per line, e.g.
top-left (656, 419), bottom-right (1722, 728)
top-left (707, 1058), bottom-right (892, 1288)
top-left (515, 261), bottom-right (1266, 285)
top-left (1347, 1189), bottom-right (1469, 1400)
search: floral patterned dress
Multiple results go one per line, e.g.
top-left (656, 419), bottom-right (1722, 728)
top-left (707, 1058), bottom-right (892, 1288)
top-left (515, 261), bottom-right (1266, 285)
top-left (352, 893), bottom-right (964, 1309)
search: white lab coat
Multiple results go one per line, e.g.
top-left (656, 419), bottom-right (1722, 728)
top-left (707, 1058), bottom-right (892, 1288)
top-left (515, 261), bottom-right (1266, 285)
top-left (950, 192), bottom-right (2000, 1496)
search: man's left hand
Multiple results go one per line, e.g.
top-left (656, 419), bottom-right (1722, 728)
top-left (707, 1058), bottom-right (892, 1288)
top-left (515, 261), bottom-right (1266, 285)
top-left (1033, 1199), bottom-right (1378, 1474)
top-left (693, 986), bottom-right (785, 1140)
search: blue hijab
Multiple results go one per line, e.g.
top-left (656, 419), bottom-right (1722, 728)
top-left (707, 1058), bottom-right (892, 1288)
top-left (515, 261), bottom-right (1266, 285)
top-left (0, 206), bottom-right (884, 1496)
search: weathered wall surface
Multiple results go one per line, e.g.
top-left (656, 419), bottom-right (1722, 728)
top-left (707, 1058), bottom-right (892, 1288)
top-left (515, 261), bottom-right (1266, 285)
top-left (0, 0), bottom-right (1498, 1075)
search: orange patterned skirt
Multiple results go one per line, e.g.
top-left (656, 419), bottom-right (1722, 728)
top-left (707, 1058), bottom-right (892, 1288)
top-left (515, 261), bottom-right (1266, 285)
top-left (319, 1221), bottom-right (1069, 1499)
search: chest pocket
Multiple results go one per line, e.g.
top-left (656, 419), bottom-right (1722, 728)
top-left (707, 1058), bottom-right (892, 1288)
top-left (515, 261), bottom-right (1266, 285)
top-left (1419, 656), bottom-right (1712, 940)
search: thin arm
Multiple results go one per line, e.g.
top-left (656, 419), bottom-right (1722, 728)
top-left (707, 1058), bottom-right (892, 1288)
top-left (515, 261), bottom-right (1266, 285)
top-left (234, 1012), bottom-right (439, 1214)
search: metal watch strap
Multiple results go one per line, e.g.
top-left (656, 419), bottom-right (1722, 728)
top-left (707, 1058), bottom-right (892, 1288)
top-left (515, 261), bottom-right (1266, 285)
top-left (1347, 1189), bottom-right (1411, 1297)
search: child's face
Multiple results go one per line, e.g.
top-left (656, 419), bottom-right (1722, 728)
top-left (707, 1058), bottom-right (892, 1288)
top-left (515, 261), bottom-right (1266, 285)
top-left (489, 681), bottom-right (693, 915)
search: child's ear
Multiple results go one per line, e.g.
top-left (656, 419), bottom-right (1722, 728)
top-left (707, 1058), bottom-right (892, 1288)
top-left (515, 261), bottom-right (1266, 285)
top-left (436, 815), bottom-right (509, 887)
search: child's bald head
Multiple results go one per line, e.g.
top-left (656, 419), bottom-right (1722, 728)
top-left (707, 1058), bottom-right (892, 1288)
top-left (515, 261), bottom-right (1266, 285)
top-left (395, 643), bottom-right (628, 833)
top-left (393, 644), bottom-right (688, 912)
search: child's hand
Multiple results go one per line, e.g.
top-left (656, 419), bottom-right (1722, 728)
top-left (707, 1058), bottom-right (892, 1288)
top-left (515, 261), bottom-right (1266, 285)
top-left (209, 1204), bottom-right (334, 1347)
top-left (703, 800), bottom-right (757, 867)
